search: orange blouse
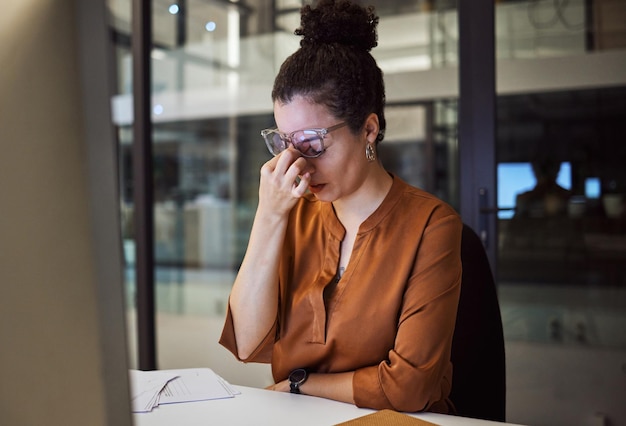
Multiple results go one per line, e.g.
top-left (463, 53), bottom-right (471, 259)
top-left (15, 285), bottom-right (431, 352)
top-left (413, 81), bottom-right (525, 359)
top-left (220, 175), bottom-right (462, 413)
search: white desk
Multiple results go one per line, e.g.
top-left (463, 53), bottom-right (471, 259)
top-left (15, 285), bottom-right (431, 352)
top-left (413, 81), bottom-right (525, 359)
top-left (133, 385), bottom-right (522, 426)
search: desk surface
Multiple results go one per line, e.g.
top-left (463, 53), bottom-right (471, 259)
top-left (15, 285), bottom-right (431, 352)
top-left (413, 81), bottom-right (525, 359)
top-left (133, 385), bottom-right (522, 426)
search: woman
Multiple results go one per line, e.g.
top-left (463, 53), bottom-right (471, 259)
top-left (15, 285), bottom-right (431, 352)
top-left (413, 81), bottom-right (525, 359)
top-left (220, 0), bottom-right (462, 413)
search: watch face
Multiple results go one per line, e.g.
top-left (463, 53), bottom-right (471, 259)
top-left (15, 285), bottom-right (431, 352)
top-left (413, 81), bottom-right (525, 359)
top-left (289, 369), bottom-right (307, 384)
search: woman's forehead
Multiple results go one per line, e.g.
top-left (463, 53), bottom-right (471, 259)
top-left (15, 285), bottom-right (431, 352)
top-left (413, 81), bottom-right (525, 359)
top-left (274, 97), bottom-right (335, 132)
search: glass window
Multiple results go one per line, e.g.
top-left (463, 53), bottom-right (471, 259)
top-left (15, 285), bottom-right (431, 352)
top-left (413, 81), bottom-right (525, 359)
top-left (495, 1), bottom-right (626, 424)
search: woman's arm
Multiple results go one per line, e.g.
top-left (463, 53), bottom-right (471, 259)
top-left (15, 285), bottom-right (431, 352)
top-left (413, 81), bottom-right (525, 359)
top-left (228, 148), bottom-right (311, 360)
top-left (267, 372), bottom-right (355, 405)
top-left (351, 214), bottom-right (463, 412)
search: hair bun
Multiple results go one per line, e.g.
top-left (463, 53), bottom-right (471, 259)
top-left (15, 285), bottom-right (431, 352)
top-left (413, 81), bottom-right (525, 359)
top-left (296, 0), bottom-right (379, 52)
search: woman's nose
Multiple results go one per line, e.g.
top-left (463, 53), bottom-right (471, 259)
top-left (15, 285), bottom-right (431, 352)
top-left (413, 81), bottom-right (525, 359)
top-left (300, 159), bottom-right (315, 176)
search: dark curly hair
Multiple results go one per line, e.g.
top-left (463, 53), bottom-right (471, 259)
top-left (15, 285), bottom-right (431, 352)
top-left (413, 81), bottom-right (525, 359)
top-left (271, 0), bottom-right (386, 143)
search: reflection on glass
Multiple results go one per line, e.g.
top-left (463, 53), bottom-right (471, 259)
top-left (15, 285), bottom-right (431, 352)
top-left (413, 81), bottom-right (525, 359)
top-left (497, 161), bottom-right (572, 219)
top-left (495, 87), bottom-right (626, 426)
top-left (497, 86), bottom-right (626, 311)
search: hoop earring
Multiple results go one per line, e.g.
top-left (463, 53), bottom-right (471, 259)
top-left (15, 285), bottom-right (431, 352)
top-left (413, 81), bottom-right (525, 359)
top-left (365, 143), bottom-right (376, 162)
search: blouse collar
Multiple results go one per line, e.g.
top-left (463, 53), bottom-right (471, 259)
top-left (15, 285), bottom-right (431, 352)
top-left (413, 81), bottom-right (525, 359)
top-left (319, 174), bottom-right (405, 237)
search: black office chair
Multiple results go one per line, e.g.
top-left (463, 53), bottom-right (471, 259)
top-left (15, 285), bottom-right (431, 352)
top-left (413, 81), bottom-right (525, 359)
top-left (449, 224), bottom-right (506, 422)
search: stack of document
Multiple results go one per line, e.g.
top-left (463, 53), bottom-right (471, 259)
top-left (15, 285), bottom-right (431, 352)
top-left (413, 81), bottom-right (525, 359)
top-left (129, 368), bottom-right (240, 413)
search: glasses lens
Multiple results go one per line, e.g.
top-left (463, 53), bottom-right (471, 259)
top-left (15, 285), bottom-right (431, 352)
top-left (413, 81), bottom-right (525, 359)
top-left (262, 131), bottom-right (287, 156)
top-left (293, 130), bottom-right (324, 157)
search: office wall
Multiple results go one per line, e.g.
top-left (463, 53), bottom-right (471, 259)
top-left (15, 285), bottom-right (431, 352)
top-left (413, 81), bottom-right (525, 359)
top-left (0, 0), bottom-right (131, 425)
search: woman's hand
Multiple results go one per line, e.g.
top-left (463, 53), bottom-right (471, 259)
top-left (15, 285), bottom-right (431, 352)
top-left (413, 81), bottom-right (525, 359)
top-left (265, 379), bottom-right (290, 393)
top-left (258, 148), bottom-right (311, 216)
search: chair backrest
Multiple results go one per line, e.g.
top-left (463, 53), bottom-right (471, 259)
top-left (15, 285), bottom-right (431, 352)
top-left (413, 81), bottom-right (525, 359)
top-left (449, 224), bottom-right (506, 421)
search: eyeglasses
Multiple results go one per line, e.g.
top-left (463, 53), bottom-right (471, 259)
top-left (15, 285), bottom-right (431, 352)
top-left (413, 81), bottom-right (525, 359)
top-left (261, 122), bottom-right (348, 158)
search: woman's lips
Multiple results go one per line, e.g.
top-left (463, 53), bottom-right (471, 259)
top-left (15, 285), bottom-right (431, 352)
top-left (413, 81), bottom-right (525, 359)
top-left (308, 184), bottom-right (325, 194)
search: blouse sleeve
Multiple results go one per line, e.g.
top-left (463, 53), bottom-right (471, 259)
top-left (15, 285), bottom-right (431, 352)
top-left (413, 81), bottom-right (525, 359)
top-left (352, 214), bottom-right (462, 412)
top-left (218, 300), bottom-right (276, 363)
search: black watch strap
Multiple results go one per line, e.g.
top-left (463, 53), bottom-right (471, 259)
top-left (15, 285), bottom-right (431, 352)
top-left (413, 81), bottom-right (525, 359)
top-left (288, 368), bottom-right (308, 394)
top-left (289, 381), bottom-right (301, 394)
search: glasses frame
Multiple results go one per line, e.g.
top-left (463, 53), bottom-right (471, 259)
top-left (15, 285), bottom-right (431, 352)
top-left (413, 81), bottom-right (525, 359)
top-left (260, 122), bottom-right (348, 158)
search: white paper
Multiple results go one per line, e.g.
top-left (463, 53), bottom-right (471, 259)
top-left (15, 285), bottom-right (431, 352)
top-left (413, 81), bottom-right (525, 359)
top-left (129, 370), bottom-right (178, 413)
top-left (158, 368), bottom-right (237, 404)
top-left (129, 368), bottom-right (237, 413)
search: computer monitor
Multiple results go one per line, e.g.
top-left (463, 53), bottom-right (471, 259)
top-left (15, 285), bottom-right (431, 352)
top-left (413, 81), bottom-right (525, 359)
top-left (497, 161), bottom-right (572, 219)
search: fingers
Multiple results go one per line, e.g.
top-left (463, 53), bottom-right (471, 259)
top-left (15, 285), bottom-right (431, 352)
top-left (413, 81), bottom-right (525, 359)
top-left (266, 380), bottom-right (289, 393)
top-left (258, 149), bottom-right (311, 214)
top-left (262, 149), bottom-right (309, 192)
top-left (275, 148), bottom-right (307, 178)
top-left (292, 172), bottom-right (310, 197)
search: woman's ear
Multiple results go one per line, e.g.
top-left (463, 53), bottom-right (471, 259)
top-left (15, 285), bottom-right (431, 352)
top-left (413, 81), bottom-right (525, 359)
top-left (364, 113), bottom-right (380, 143)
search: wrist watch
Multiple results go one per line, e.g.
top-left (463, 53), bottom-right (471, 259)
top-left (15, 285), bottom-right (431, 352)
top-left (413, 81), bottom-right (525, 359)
top-left (288, 368), bottom-right (308, 394)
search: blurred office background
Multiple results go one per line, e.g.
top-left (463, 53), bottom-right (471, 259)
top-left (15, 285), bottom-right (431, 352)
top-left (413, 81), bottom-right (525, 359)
top-left (107, 1), bottom-right (626, 425)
